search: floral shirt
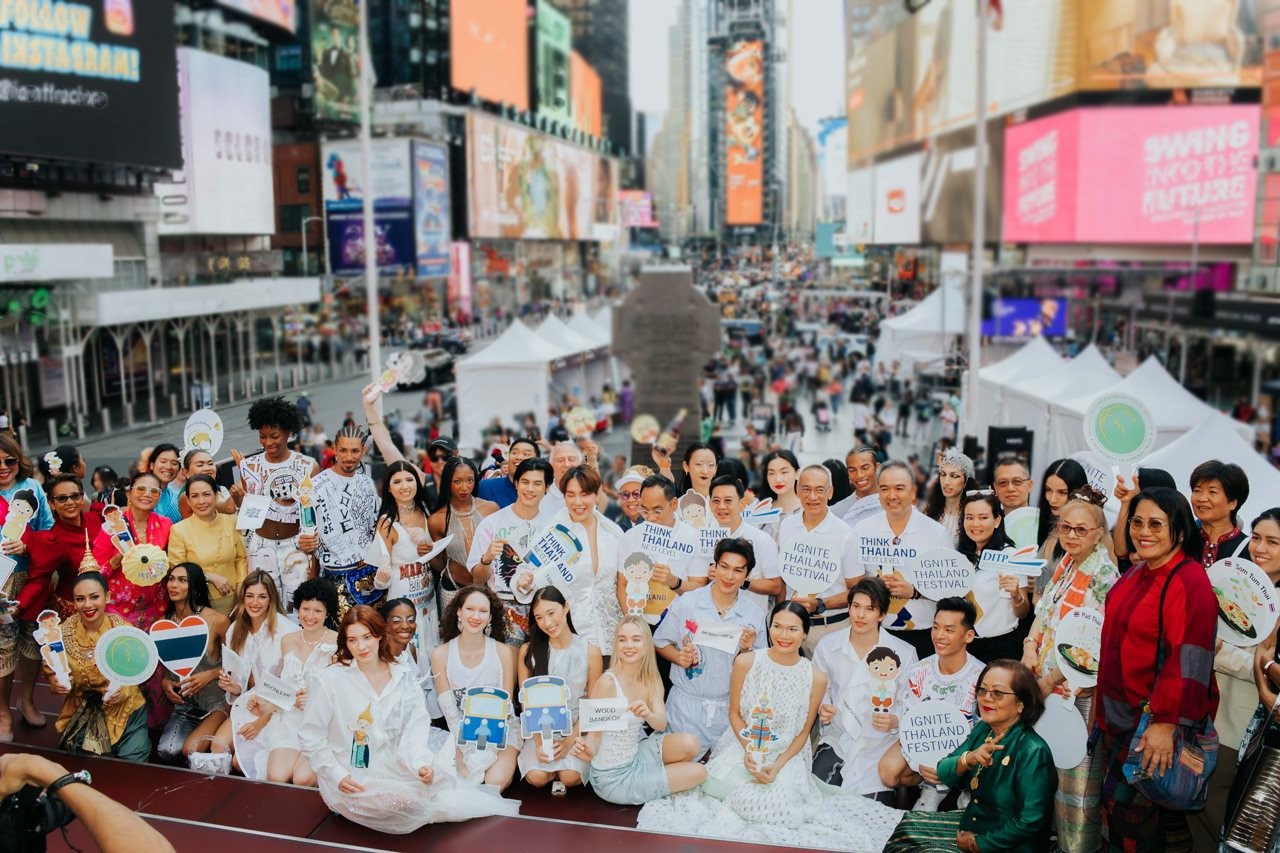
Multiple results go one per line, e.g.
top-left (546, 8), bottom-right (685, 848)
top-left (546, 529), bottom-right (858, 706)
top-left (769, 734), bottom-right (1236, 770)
top-left (1033, 544), bottom-right (1120, 697)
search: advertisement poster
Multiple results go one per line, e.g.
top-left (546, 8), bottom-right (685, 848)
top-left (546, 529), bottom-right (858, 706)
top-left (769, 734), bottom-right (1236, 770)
top-left (921, 120), bottom-right (1003, 245)
top-left (725, 39), bottom-right (765, 226)
top-left (451, 0), bottom-right (528, 111)
top-left (845, 167), bottom-right (874, 244)
top-left (321, 139), bottom-right (414, 275)
top-left (217, 0), bottom-right (296, 32)
top-left (980, 298), bottom-right (1068, 338)
top-left (449, 242), bottom-right (473, 319)
top-left (311, 0), bottom-right (359, 122)
top-left (412, 140), bottom-right (450, 278)
top-left (155, 49), bottom-right (274, 236)
top-left (467, 113), bottom-right (616, 241)
top-left (592, 157), bottom-right (619, 241)
top-left (0, 0), bottom-right (181, 169)
top-left (536, 0), bottom-right (572, 126)
top-left (571, 51), bottom-right (603, 138)
top-left (618, 191), bottom-right (657, 227)
top-left (872, 152), bottom-right (922, 245)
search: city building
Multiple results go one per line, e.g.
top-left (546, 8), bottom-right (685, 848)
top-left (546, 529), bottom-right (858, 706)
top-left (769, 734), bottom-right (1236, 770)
top-left (560, 0), bottom-right (634, 155)
top-left (785, 109), bottom-right (820, 241)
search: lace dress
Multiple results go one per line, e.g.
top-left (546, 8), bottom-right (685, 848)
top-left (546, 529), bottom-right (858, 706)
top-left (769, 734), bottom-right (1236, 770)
top-left (637, 652), bottom-right (902, 851)
top-left (518, 634), bottom-right (592, 777)
top-left (234, 640), bottom-right (338, 780)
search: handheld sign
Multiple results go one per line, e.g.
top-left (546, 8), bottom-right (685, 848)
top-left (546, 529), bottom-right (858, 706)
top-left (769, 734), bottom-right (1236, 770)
top-left (457, 687), bottom-right (511, 751)
top-left (696, 524), bottom-right (730, 559)
top-left (220, 644), bottom-right (250, 692)
top-left (740, 694), bottom-right (780, 771)
top-left (1054, 607), bottom-right (1104, 691)
top-left (1208, 557), bottom-right (1280, 648)
top-left (520, 676), bottom-right (572, 760)
top-left (235, 494), bottom-right (272, 531)
top-left (100, 506), bottom-right (135, 554)
top-left (149, 615), bottom-right (210, 679)
top-left (183, 409), bottom-right (224, 457)
top-left (579, 698), bottom-right (629, 732)
top-left (95, 626), bottom-right (159, 700)
top-left (1003, 507), bottom-right (1040, 550)
top-left (31, 609), bottom-right (71, 689)
top-left (1035, 694), bottom-right (1089, 770)
top-left (678, 490), bottom-right (710, 529)
top-left (899, 700), bottom-right (971, 770)
top-left (563, 407), bottom-right (597, 439)
top-left (620, 551), bottom-right (653, 617)
top-left (977, 546), bottom-right (1047, 598)
top-left (257, 671), bottom-right (300, 711)
top-left (740, 498), bottom-right (780, 527)
top-left (524, 523), bottom-right (586, 596)
top-left (694, 621), bottom-right (745, 655)
top-left (1084, 393), bottom-right (1155, 468)
top-left (857, 532), bottom-right (918, 571)
top-left (629, 414), bottom-right (660, 445)
top-left (1, 489), bottom-right (36, 542)
top-left (779, 532), bottom-right (845, 597)
top-left (901, 547), bottom-right (973, 601)
top-left (365, 350), bottom-right (427, 401)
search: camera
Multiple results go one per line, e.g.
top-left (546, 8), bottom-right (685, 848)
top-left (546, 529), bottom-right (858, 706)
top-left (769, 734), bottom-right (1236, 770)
top-left (0, 785), bottom-right (76, 852)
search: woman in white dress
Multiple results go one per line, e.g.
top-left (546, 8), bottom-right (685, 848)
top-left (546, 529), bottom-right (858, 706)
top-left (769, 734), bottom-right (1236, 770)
top-left (213, 571), bottom-right (299, 777)
top-left (380, 597), bottom-right (438, 718)
top-left (637, 602), bottom-right (902, 851)
top-left (430, 585), bottom-right (520, 790)
top-left (517, 586), bottom-right (603, 794)
top-left (298, 605), bottom-right (518, 834)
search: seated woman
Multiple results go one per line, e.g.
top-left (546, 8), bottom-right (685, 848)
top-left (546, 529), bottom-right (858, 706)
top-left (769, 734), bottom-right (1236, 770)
top-left (517, 586), bottom-right (603, 795)
top-left (380, 597), bottom-right (437, 716)
top-left (886, 660), bottom-right (1057, 853)
top-left (636, 603), bottom-right (901, 850)
top-left (430, 585), bottom-right (520, 790)
top-left (298, 606), bottom-right (518, 834)
top-left (576, 615), bottom-right (705, 805)
top-left (49, 572), bottom-right (150, 762)
top-left (156, 562), bottom-right (232, 764)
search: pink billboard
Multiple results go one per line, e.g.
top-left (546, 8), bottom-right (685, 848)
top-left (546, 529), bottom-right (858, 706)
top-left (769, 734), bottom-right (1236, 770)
top-left (1003, 106), bottom-right (1260, 245)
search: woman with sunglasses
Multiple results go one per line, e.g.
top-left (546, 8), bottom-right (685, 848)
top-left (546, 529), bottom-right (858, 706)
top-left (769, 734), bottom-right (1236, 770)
top-left (1020, 488), bottom-right (1118, 852)
top-left (90, 471), bottom-right (173, 631)
top-left (886, 660), bottom-right (1056, 852)
top-left (168, 475), bottom-right (248, 615)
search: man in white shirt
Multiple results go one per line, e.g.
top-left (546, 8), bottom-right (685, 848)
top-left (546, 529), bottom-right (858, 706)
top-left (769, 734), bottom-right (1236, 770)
top-left (853, 461), bottom-right (953, 660)
top-left (811, 576), bottom-right (918, 801)
top-left (707, 474), bottom-right (783, 614)
top-left (777, 465), bottom-right (863, 655)
top-left (833, 444), bottom-right (882, 528)
top-left (615, 476), bottom-right (706, 627)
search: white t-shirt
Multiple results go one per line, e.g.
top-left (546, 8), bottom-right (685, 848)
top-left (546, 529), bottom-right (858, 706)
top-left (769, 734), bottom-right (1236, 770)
top-left (467, 503), bottom-right (556, 601)
top-left (852, 509), bottom-right (953, 632)
top-left (776, 510), bottom-right (863, 600)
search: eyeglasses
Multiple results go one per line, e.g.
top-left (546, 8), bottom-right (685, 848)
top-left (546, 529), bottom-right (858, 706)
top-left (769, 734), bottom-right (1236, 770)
top-left (976, 686), bottom-right (1014, 700)
top-left (1128, 518), bottom-right (1166, 534)
top-left (0, 457), bottom-right (18, 469)
top-left (618, 490), bottom-right (641, 501)
top-left (1057, 522), bottom-right (1098, 538)
top-left (52, 492), bottom-right (85, 504)
top-left (133, 486), bottom-right (163, 495)
top-left (994, 478), bottom-right (1029, 489)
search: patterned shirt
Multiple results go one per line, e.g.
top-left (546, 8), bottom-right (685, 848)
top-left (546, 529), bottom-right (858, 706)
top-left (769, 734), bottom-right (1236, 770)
top-left (313, 467), bottom-right (378, 569)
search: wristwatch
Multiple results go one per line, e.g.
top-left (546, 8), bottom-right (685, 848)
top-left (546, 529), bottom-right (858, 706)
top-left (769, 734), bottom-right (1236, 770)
top-left (47, 770), bottom-right (91, 798)
top-left (814, 599), bottom-right (827, 615)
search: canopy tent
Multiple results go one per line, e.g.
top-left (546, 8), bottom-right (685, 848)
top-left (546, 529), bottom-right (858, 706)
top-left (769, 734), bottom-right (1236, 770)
top-left (875, 281), bottom-right (966, 370)
top-left (536, 314), bottom-right (599, 357)
top-left (455, 321), bottom-right (565, 452)
top-left (569, 309), bottom-right (610, 347)
top-left (591, 303), bottom-right (630, 387)
top-left (1045, 357), bottom-right (1254, 463)
top-left (534, 315), bottom-right (607, 403)
top-left (1139, 415), bottom-right (1280, 531)
top-left (974, 337), bottom-right (1067, 441)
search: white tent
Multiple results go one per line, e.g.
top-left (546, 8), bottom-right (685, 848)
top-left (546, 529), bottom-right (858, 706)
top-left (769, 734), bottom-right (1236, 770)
top-left (534, 315), bottom-right (606, 402)
top-left (568, 309), bottom-right (610, 346)
top-left (1045, 357), bottom-right (1254, 463)
top-left (455, 321), bottom-right (565, 452)
top-left (974, 337), bottom-right (1066, 440)
top-left (1139, 415), bottom-right (1280, 530)
top-left (536, 314), bottom-right (598, 357)
top-left (875, 281), bottom-right (966, 369)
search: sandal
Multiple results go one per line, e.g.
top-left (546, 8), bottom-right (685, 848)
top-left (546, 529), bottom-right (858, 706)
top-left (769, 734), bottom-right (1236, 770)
top-left (551, 780), bottom-right (567, 797)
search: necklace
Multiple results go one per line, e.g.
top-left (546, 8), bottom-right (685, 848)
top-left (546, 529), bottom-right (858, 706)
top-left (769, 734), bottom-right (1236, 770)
top-left (301, 628), bottom-right (327, 647)
top-left (969, 729), bottom-right (1008, 791)
top-left (397, 502), bottom-right (418, 515)
top-left (451, 501), bottom-right (478, 547)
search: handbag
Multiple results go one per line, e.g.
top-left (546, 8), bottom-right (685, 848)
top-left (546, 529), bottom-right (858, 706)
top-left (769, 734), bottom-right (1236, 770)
top-left (1120, 559), bottom-right (1219, 812)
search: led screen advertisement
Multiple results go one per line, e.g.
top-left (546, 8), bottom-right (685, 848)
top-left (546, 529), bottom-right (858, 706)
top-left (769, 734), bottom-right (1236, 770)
top-left (570, 50), bottom-right (602, 137)
top-left (322, 138), bottom-right (414, 276)
top-left (618, 190), bottom-right (657, 227)
top-left (0, 0), bottom-right (181, 169)
top-left (981, 298), bottom-right (1068, 338)
top-left (536, 0), bottom-right (571, 125)
top-left (725, 39), bottom-right (765, 226)
top-left (451, 0), bottom-right (528, 112)
top-left (413, 140), bottom-right (450, 278)
top-left (216, 1), bottom-right (295, 32)
top-left (1003, 105), bottom-right (1260, 245)
top-left (311, 0), bottom-right (358, 122)
top-left (466, 112), bottom-right (618, 241)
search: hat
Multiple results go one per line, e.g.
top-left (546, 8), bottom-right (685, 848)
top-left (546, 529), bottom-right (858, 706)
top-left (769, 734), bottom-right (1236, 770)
top-left (428, 437), bottom-right (458, 455)
top-left (615, 471), bottom-right (645, 490)
top-left (938, 448), bottom-right (975, 481)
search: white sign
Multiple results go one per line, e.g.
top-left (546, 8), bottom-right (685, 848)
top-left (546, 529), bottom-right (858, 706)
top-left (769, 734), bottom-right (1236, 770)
top-left (0, 554), bottom-right (15, 592)
top-left (235, 494), bottom-right (271, 531)
top-left (183, 409), bottom-right (224, 457)
top-left (221, 644), bottom-right (250, 692)
top-left (977, 546), bottom-right (1047, 580)
top-left (1035, 694), bottom-right (1088, 770)
top-left (634, 521), bottom-right (697, 562)
top-left (578, 698), bottom-right (630, 732)
top-left (873, 152), bottom-right (922, 245)
top-left (899, 700), bottom-right (971, 769)
top-left (1003, 507), bottom-right (1040, 550)
top-left (156, 48), bottom-right (275, 236)
top-left (779, 532), bottom-right (846, 597)
top-left (256, 672), bottom-right (299, 710)
top-left (1083, 393), bottom-right (1155, 465)
top-left (694, 622), bottom-right (745, 655)
top-left (697, 524), bottom-right (731, 558)
top-left (0, 244), bottom-right (114, 283)
top-left (903, 547), bottom-right (974, 601)
top-left (525, 524), bottom-right (586, 595)
top-left (857, 533), bottom-right (919, 569)
top-left (1208, 557), bottom-right (1280, 648)
top-left (1054, 607), bottom-right (1104, 690)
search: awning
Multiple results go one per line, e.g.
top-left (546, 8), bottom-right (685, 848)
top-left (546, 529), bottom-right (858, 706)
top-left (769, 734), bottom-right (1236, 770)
top-left (0, 219), bottom-right (145, 259)
top-left (73, 278), bottom-right (322, 327)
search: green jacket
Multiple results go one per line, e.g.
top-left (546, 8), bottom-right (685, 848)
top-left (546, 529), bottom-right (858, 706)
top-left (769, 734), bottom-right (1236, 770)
top-left (938, 720), bottom-right (1057, 853)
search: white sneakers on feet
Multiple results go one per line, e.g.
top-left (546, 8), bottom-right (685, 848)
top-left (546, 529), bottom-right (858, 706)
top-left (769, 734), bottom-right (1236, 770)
top-left (912, 785), bottom-right (946, 812)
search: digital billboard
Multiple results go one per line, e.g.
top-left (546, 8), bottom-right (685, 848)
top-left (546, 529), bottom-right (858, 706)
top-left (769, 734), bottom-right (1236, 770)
top-left (0, 0), bottom-right (181, 169)
top-left (155, 49), bottom-right (274, 236)
top-left (571, 50), bottom-right (602, 138)
top-left (1003, 105), bottom-right (1260, 245)
top-left (412, 140), bottom-right (450, 278)
top-left (921, 120), bottom-right (1003, 245)
top-left (872, 152), bottom-right (922, 245)
top-left (619, 190), bottom-right (657, 227)
top-left (845, 166), bottom-right (873, 244)
top-left (466, 112), bottom-right (618, 241)
top-left (311, 0), bottom-right (359, 122)
top-left (451, 0), bottom-right (528, 112)
top-left (981, 298), bottom-right (1068, 338)
top-left (725, 39), bottom-right (765, 226)
top-left (216, 1), bottom-right (296, 32)
top-left (536, 0), bottom-right (572, 125)
top-left (321, 139), bottom-right (414, 275)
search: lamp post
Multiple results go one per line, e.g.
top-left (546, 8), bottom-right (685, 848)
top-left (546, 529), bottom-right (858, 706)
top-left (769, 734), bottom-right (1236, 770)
top-left (300, 215), bottom-right (324, 277)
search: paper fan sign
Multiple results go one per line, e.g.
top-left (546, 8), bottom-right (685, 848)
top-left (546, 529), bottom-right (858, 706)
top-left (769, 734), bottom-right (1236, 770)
top-left (899, 700), bottom-right (971, 770)
top-left (1003, 507), bottom-right (1040, 550)
top-left (95, 625), bottom-right (159, 696)
top-left (1084, 393), bottom-right (1155, 465)
top-left (779, 532), bottom-right (847, 598)
top-left (524, 523), bottom-right (587, 596)
top-left (740, 498), bottom-right (780, 527)
top-left (364, 350), bottom-right (427, 401)
top-left (183, 409), bottom-right (224, 457)
top-left (1208, 557), bottom-right (1280, 648)
top-left (901, 547), bottom-right (974, 601)
top-left (1054, 607), bottom-right (1104, 691)
top-left (563, 407), bottom-right (597, 439)
top-left (149, 615), bottom-right (211, 679)
top-left (121, 544), bottom-right (170, 587)
top-left (630, 414), bottom-right (660, 445)
top-left (1035, 694), bottom-right (1088, 770)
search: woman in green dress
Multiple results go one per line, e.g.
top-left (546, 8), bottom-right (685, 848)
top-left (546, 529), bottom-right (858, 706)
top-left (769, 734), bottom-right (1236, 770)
top-left (886, 659), bottom-right (1057, 853)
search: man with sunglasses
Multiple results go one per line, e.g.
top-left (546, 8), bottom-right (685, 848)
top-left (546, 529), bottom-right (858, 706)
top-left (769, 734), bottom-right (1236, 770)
top-left (477, 438), bottom-right (540, 509)
top-left (423, 437), bottom-right (458, 510)
top-left (993, 456), bottom-right (1034, 515)
top-left (611, 470), bottom-right (645, 532)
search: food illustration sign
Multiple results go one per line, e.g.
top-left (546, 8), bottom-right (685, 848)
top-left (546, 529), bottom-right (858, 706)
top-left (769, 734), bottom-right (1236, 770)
top-left (1208, 557), bottom-right (1280, 648)
top-left (1054, 607), bottom-right (1103, 691)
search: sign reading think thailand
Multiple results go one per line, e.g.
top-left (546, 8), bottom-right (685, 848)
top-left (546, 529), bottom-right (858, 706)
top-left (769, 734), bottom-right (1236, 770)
top-left (1084, 393), bottom-right (1155, 465)
top-left (902, 547), bottom-right (973, 601)
top-left (779, 532), bottom-right (845, 597)
top-left (858, 533), bottom-right (917, 569)
top-left (1054, 608), bottom-right (1104, 691)
top-left (525, 523), bottom-right (586, 595)
top-left (1208, 557), bottom-right (1280, 648)
top-left (899, 700), bottom-right (971, 769)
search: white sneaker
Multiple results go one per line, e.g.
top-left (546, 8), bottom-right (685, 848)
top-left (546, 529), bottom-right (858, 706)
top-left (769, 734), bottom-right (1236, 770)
top-left (912, 785), bottom-right (946, 812)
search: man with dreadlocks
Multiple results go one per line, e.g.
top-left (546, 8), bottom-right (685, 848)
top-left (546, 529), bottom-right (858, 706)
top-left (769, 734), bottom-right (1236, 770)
top-left (229, 396), bottom-right (319, 609)
top-left (301, 424), bottom-right (379, 617)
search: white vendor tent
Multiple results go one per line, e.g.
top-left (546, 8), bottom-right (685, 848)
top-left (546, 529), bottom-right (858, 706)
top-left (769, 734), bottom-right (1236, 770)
top-left (974, 337), bottom-right (1066, 441)
top-left (1045, 356), bottom-right (1254, 463)
top-left (455, 321), bottom-right (565, 452)
top-left (535, 314), bottom-right (606, 402)
top-left (1139, 415), bottom-right (1280, 530)
top-left (875, 281), bottom-right (966, 370)
top-left (569, 309), bottom-right (610, 346)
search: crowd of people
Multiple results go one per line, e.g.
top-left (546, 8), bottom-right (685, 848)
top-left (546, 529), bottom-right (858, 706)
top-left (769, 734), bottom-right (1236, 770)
top-left (0, 338), bottom-right (1274, 850)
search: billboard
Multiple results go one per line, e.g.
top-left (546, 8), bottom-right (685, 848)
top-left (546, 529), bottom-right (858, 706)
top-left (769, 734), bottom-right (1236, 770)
top-left (921, 120), bottom-right (1003, 245)
top-left (466, 112), bottom-right (618, 241)
top-left (0, 0), bottom-right (181, 169)
top-left (571, 51), bottom-right (602, 137)
top-left (1078, 0), bottom-right (1261, 91)
top-left (451, 0), bottom-right (529, 112)
top-left (412, 140), bottom-right (451, 278)
top-left (725, 39), bottom-right (765, 226)
top-left (619, 190), bottom-right (657, 227)
top-left (449, 242), bottom-right (473, 318)
top-left (311, 0), bottom-right (359, 122)
top-left (321, 139), bottom-right (414, 275)
top-left (981, 298), bottom-right (1069, 338)
top-left (1003, 105), bottom-right (1260, 245)
top-left (155, 49), bottom-right (274, 236)
top-left (216, 1), bottom-right (296, 32)
top-left (536, 0), bottom-right (572, 125)
top-left (873, 152), bottom-right (922, 245)
top-left (846, 166), bottom-right (874, 244)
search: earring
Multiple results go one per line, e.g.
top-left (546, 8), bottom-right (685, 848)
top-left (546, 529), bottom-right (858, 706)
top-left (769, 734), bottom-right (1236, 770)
top-left (1018, 704), bottom-right (1024, 713)
top-left (484, 622), bottom-right (492, 637)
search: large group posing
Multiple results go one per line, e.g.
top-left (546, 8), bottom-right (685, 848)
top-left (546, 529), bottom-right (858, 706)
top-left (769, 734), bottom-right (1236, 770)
top-left (0, 381), bottom-right (1274, 853)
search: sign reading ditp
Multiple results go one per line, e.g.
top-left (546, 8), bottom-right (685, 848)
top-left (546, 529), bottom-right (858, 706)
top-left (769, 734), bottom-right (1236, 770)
top-left (902, 548), bottom-right (973, 601)
top-left (899, 700), bottom-right (971, 769)
top-left (779, 532), bottom-right (845, 597)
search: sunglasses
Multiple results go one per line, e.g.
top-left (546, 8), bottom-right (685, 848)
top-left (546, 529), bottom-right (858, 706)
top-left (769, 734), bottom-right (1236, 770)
top-left (52, 492), bottom-right (85, 504)
top-left (0, 457), bottom-right (18, 469)
top-left (133, 486), bottom-right (163, 496)
top-left (618, 490), bottom-right (641, 500)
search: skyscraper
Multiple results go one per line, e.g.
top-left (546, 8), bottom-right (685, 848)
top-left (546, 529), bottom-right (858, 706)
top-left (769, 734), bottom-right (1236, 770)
top-left (559, 0), bottom-right (633, 154)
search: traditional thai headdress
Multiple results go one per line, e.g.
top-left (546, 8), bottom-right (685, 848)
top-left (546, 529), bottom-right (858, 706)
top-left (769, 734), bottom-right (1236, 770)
top-left (77, 529), bottom-right (100, 575)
